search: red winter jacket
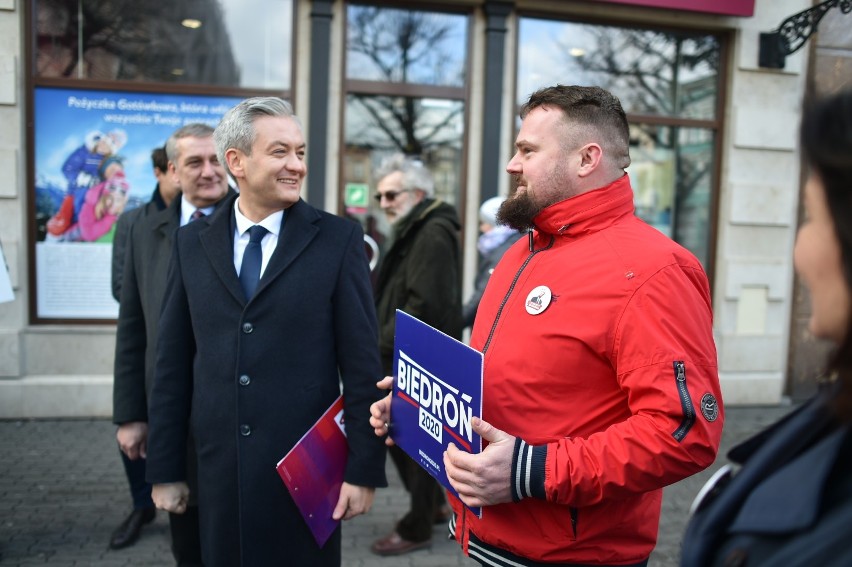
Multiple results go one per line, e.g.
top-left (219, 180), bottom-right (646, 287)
top-left (450, 175), bottom-right (723, 565)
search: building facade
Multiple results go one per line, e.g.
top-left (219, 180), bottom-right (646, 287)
top-left (0, 0), bottom-right (847, 417)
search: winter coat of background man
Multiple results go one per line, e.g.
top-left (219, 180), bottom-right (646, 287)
top-left (370, 154), bottom-right (463, 557)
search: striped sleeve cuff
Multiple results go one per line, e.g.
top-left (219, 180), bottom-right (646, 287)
top-left (510, 437), bottom-right (547, 501)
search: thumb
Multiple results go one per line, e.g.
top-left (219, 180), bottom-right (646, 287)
top-left (472, 417), bottom-right (510, 444)
top-left (332, 491), bottom-right (350, 521)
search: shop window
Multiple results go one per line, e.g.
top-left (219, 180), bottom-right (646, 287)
top-left (343, 4), bottom-right (469, 274)
top-left (33, 0), bottom-right (293, 89)
top-left (347, 4), bottom-right (467, 87)
top-left (517, 17), bottom-right (723, 269)
top-left (28, 0), bottom-right (294, 323)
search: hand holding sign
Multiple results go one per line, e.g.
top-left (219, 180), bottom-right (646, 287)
top-left (369, 376), bottom-right (396, 447)
top-left (443, 417), bottom-right (516, 508)
top-left (389, 310), bottom-right (484, 517)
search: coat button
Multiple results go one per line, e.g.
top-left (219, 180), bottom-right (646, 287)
top-left (239, 374), bottom-right (250, 386)
top-left (240, 424), bottom-right (251, 436)
top-left (242, 322), bottom-right (253, 333)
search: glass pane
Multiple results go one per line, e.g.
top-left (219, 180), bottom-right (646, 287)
top-left (517, 18), bottom-right (719, 119)
top-left (628, 124), bottom-right (714, 267)
top-left (34, 0), bottom-right (292, 89)
top-left (346, 5), bottom-right (467, 87)
top-left (343, 94), bottom-right (465, 274)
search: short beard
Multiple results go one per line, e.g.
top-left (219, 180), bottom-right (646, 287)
top-left (496, 190), bottom-right (540, 232)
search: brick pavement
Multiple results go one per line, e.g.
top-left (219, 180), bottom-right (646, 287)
top-left (0, 404), bottom-right (793, 566)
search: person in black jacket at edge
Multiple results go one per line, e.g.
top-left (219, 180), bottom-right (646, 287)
top-left (681, 88), bottom-right (852, 567)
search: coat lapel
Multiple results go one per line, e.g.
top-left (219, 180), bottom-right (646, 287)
top-left (199, 193), bottom-right (245, 304)
top-left (255, 199), bottom-right (320, 298)
top-left (151, 196), bottom-right (180, 244)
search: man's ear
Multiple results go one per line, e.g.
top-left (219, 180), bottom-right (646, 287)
top-left (167, 161), bottom-right (180, 188)
top-left (576, 143), bottom-right (603, 178)
top-left (225, 148), bottom-right (244, 179)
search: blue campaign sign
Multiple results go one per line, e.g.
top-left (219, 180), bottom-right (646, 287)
top-left (391, 310), bottom-right (483, 517)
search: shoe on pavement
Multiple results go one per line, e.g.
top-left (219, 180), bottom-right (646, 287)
top-left (108, 507), bottom-right (156, 550)
top-left (371, 531), bottom-right (431, 556)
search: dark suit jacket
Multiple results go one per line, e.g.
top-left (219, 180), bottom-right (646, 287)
top-left (112, 189), bottom-right (233, 503)
top-left (110, 185), bottom-right (166, 302)
top-left (113, 190), bottom-right (234, 421)
top-left (146, 195), bottom-right (388, 566)
top-left (110, 206), bottom-right (143, 302)
top-left (112, 195), bottom-right (180, 423)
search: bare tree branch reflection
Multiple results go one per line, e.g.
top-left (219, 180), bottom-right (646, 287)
top-left (549, 24), bottom-right (719, 265)
top-left (347, 6), bottom-right (465, 155)
top-left (36, 0), bottom-right (239, 85)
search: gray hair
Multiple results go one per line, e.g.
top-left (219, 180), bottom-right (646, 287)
top-left (375, 153), bottom-right (434, 197)
top-left (165, 123), bottom-right (215, 163)
top-left (214, 97), bottom-right (302, 176)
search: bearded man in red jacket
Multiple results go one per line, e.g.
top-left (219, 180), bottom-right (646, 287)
top-left (371, 84), bottom-right (723, 567)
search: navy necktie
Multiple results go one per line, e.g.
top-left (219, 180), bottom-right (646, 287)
top-left (239, 225), bottom-right (268, 300)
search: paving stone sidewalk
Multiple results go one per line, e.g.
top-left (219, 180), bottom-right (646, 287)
top-left (0, 404), bottom-right (793, 566)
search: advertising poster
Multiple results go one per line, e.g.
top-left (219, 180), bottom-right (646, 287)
top-left (33, 86), bottom-right (243, 320)
top-left (391, 310), bottom-right (484, 517)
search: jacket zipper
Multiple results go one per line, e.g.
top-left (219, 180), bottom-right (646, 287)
top-left (482, 233), bottom-right (554, 354)
top-left (474, 233), bottom-right (554, 546)
top-left (671, 361), bottom-right (695, 441)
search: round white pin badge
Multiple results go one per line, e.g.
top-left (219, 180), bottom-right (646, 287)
top-left (525, 285), bottom-right (552, 315)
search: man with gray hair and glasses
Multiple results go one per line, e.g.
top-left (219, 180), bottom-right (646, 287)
top-left (146, 97), bottom-right (387, 566)
top-left (371, 154), bottom-right (463, 556)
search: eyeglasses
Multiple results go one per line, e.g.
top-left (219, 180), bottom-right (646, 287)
top-left (374, 189), bottom-right (411, 203)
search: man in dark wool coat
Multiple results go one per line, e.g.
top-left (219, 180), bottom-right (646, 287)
top-left (145, 96), bottom-right (388, 566)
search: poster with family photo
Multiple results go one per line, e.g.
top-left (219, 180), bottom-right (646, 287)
top-left (33, 86), bottom-right (242, 320)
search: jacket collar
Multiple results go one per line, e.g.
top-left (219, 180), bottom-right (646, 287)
top-left (710, 383), bottom-right (846, 536)
top-left (729, 424), bottom-right (850, 534)
top-left (392, 197), bottom-right (444, 241)
top-left (151, 191), bottom-right (182, 238)
top-left (151, 185), bottom-right (168, 211)
top-left (532, 174), bottom-right (634, 239)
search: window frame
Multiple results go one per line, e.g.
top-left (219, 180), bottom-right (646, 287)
top-left (338, 1), bottom-right (475, 265)
top-left (513, 9), bottom-right (730, 284)
top-left (25, 0), bottom-right (299, 325)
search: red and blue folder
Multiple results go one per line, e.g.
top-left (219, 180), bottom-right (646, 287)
top-left (276, 395), bottom-right (347, 547)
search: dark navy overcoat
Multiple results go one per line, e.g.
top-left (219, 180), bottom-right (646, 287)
top-left (146, 195), bottom-right (387, 566)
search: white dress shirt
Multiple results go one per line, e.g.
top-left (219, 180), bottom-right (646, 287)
top-left (232, 197), bottom-right (284, 278)
top-left (180, 195), bottom-right (216, 227)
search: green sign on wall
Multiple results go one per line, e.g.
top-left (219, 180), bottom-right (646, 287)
top-left (344, 183), bottom-right (370, 208)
